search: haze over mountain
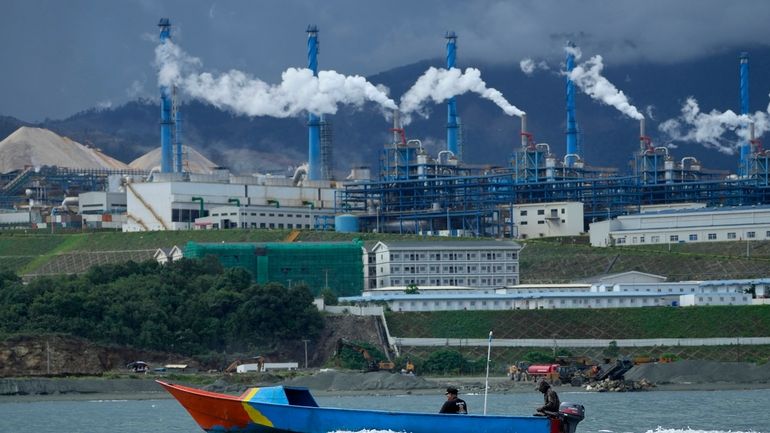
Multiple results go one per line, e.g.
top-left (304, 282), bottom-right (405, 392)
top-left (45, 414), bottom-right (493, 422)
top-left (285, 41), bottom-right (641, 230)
top-left (4, 46), bottom-right (770, 177)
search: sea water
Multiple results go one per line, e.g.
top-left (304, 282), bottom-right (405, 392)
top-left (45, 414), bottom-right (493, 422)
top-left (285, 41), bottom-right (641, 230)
top-left (1, 388), bottom-right (767, 433)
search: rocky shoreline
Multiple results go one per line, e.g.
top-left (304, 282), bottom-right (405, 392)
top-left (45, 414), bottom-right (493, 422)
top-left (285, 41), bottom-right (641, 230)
top-left (2, 359), bottom-right (770, 399)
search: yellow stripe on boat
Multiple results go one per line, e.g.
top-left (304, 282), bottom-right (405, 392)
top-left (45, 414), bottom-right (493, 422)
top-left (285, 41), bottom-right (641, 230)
top-left (241, 388), bottom-right (274, 427)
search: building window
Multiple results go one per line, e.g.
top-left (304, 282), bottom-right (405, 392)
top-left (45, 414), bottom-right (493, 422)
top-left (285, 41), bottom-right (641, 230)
top-left (651, 235), bottom-right (660, 243)
top-left (747, 231), bottom-right (756, 239)
top-left (728, 232), bottom-right (736, 239)
top-left (670, 235), bottom-right (679, 242)
top-left (689, 234), bottom-right (697, 241)
top-left (537, 220), bottom-right (545, 224)
top-left (708, 233), bottom-right (717, 240)
top-left (537, 209), bottom-right (545, 215)
top-left (521, 221), bottom-right (528, 225)
top-left (520, 210), bottom-right (528, 216)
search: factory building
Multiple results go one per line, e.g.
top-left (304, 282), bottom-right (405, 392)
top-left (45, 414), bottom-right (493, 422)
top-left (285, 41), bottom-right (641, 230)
top-left (79, 191), bottom-right (127, 229)
top-left (589, 205), bottom-right (770, 247)
top-left (193, 204), bottom-right (335, 230)
top-left (122, 178), bottom-right (338, 232)
top-left (511, 201), bottom-right (583, 239)
top-left (366, 240), bottom-right (520, 290)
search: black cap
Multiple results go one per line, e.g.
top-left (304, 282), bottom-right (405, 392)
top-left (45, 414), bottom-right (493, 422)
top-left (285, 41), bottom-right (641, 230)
top-left (446, 387), bottom-right (459, 395)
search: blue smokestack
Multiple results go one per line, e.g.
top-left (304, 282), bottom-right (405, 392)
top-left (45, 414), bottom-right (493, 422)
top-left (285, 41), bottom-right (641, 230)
top-left (739, 52), bottom-right (750, 177)
top-left (565, 42), bottom-right (578, 167)
top-left (174, 109), bottom-right (183, 173)
top-left (446, 31), bottom-right (459, 158)
top-left (158, 18), bottom-right (173, 174)
top-left (307, 25), bottom-right (321, 181)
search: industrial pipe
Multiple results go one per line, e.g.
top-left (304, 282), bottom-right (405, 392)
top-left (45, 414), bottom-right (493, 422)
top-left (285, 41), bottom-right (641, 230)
top-left (228, 198), bottom-right (241, 207)
top-left (267, 199), bottom-right (280, 208)
top-left (535, 143), bottom-right (551, 155)
top-left (192, 196), bottom-right (205, 217)
top-left (654, 146), bottom-right (669, 156)
top-left (563, 154), bottom-right (580, 166)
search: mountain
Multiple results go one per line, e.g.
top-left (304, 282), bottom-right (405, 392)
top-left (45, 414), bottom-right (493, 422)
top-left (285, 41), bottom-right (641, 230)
top-left (10, 45), bottom-right (770, 176)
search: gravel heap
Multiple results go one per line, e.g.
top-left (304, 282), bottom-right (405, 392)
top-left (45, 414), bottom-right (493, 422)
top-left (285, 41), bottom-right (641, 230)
top-left (624, 360), bottom-right (770, 384)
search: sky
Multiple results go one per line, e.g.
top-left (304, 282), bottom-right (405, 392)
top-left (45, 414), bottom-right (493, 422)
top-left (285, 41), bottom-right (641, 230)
top-left (2, 0), bottom-right (770, 122)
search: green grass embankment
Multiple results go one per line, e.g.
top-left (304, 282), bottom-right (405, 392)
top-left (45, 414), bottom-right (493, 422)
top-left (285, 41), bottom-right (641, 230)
top-left (0, 230), bottom-right (478, 275)
top-left (386, 306), bottom-right (770, 339)
top-left (387, 306), bottom-right (770, 364)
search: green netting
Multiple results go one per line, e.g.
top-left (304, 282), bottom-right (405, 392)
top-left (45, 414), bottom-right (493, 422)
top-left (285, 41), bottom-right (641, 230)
top-left (184, 241), bottom-right (363, 296)
top-left (265, 243), bottom-right (363, 296)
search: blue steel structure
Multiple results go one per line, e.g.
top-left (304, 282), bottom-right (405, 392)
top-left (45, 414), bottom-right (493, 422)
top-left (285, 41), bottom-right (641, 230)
top-left (338, 35), bottom-right (770, 236)
top-left (307, 25), bottom-right (322, 181)
top-left (445, 31), bottom-right (459, 159)
top-left (565, 42), bottom-right (579, 167)
top-left (158, 18), bottom-right (174, 174)
top-left (740, 52), bottom-right (750, 177)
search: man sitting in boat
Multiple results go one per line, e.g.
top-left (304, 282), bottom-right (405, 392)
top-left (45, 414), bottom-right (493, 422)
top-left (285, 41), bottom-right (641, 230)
top-left (439, 387), bottom-right (468, 414)
top-left (535, 380), bottom-right (560, 416)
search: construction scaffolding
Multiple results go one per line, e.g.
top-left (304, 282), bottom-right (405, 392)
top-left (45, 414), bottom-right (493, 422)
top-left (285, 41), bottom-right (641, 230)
top-left (184, 241), bottom-right (364, 296)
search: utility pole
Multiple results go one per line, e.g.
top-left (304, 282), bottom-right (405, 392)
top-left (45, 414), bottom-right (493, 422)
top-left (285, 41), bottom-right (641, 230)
top-left (302, 339), bottom-right (310, 369)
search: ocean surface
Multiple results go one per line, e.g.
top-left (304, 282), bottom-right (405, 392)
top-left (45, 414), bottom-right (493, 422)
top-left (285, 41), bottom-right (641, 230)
top-left (1, 388), bottom-right (767, 433)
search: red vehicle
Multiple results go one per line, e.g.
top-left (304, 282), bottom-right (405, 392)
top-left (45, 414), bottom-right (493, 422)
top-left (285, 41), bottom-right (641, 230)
top-left (527, 364), bottom-right (560, 382)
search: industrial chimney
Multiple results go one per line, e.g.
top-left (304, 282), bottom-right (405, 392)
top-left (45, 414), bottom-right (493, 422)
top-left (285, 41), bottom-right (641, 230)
top-left (739, 52), bottom-right (750, 177)
top-left (307, 25), bottom-right (322, 181)
top-left (445, 31), bottom-right (459, 159)
top-left (565, 41), bottom-right (578, 167)
top-left (158, 18), bottom-right (173, 174)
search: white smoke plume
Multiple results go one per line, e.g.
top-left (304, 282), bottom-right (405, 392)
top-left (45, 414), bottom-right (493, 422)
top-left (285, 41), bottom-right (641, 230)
top-left (155, 41), bottom-right (397, 117)
top-left (659, 96), bottom-right (770, 155)
top-left (564, 45), bottom-right (582, 61)
top-left (520, 58), bottom-right (550, 76)
top-left (399, 67), bottom-right (525, 125)
top-left (568, 55), bottom-right (644, 120)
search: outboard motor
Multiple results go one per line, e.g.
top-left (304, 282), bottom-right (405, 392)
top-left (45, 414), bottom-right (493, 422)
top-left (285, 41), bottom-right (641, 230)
top-left (559, 402), bottom-right (585, 433)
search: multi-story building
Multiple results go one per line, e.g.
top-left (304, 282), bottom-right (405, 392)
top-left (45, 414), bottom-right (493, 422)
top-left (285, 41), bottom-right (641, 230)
top-left (512, 201), bottom-right (584, 239)
top-left (369, 240), bottom-right (521, 289)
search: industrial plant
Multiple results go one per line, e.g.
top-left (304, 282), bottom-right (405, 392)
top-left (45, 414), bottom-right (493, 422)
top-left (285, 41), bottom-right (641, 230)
top-left (1, 18), bottom-right (770, 242)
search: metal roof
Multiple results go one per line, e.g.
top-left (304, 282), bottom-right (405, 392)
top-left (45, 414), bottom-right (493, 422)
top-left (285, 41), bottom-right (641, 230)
top-left (373, 240), bottom-right (520, 250)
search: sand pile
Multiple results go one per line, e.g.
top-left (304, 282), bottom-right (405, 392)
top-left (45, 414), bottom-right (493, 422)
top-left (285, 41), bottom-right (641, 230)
top-left (0, 127), bottom-right (129, 174)
top-left (625, 360), bottom-right (770, 384)
top-left (129, 146), bottom-right (219, 174)
top-left (284, 371), bottom-right (434, 392)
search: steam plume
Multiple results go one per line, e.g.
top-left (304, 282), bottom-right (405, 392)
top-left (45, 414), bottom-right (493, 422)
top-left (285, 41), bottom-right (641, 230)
top-left (568, 55), bottom-right (643, 120)
top-left (520, 58), bottom-right (550, 76)
top-left (399, 67), bottom-right (525, 125)
top-left (659, 96), bottom-right (770, 154)
top-left (155, 41), bottom-right (397, 117)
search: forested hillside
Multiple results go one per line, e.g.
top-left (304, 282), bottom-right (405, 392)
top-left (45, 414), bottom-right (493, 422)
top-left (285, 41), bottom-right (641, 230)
top-left (0, 258), bottom-right (323, 356)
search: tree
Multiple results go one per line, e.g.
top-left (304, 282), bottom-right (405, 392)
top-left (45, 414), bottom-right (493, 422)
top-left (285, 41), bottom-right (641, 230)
top-left (320, 287), bottom-right (338, 306)
top-left (404, 284), bottom-right (419, 295)
top-left (603, 340), bottom-right (620, 359)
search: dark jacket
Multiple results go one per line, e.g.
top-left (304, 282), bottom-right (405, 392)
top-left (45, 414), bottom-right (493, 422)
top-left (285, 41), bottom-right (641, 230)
top-left (439, 396), bottom-right (468, 414)
top-left (538, 387), bottom-right (560, 414)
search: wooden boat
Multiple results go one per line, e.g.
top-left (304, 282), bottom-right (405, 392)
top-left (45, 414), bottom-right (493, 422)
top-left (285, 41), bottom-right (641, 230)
top-left (158, 380), bottom-right (585, 433)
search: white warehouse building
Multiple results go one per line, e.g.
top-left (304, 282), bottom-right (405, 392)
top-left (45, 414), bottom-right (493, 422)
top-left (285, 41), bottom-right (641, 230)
top-left (122, 176), bottom-right (339, 232)
top-left (589, 205), bottom-right (770, 247)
